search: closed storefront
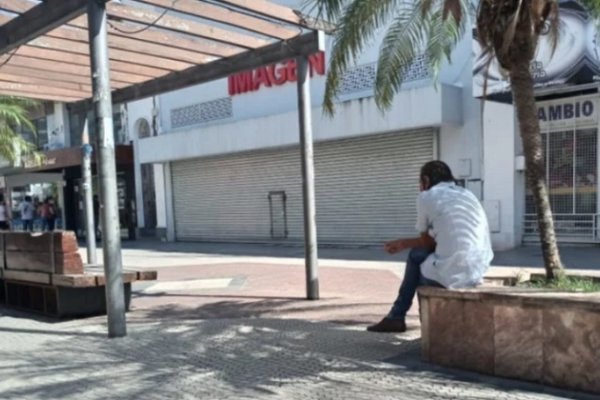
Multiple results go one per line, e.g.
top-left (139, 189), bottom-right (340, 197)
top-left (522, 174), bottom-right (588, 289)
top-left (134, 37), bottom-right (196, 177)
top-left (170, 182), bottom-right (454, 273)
top-left (172, 129), bottom-right (434, 245)
top-left (524, 96), bottom-right (599, 243)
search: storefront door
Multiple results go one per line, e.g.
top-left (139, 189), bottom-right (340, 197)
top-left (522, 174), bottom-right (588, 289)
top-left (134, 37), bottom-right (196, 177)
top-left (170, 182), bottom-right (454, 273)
top-left (524, 96), bottom-right (599, 242)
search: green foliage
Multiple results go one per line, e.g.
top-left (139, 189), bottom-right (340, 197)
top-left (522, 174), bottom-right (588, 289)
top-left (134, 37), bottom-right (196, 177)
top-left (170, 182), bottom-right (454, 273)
top-left (0, 96), bottom-right (41, 164)
top-left (308, 0), bottom-right (600, 280)
top-left (309, 0), bottom-right (469, 114)
top-left (580, 0), bottom-right (600, 17)
top-left (309, 0), bottom-right (600, 113)
top-left (527, 276), bottom-right (600, 292)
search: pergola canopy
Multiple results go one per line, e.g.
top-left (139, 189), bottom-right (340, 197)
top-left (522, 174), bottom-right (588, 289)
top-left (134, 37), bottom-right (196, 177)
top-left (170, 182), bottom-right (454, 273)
top-left (0, 0), bottom-right (326, 106)
top-left (0, 0), bottom-right (325, 335)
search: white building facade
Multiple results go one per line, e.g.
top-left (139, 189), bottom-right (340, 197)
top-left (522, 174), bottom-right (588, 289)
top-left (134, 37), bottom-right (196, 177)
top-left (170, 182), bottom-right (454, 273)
top-left (478, 1), bottom-right (600, 249)
top-left (128, 19), bottom-right (480, 246)
top-left (128, 0), bottom-right (600, 250)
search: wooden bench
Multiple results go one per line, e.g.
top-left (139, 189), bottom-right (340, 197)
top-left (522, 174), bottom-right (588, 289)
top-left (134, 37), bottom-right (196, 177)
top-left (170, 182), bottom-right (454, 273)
top-left (0, 231), bottom-right (157, 318)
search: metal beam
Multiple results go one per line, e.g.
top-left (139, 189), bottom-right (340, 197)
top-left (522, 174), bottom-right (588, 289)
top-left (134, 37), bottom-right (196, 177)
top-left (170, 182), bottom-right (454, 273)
top-left (88, 0), bottom-right (127, 338)
top-left (135, 0), bottom-right (298, 40)
top-left (0, 80), bottom-right (89, 98)
top-left (0, 64), bottom-right (113, 87)
top-left (23, 34), bottom-right (190, 74)
top-left (214, 0), bottom-right (335, 32)
top-left (0, 71), bottom-right (92, 92)
top-left (70, 30), bottom-right (325, 111)
top-left (0, 0), bottom-right (108, 55)
top-left (106, 2), bottom-right (268, 49)
top-left (0, 54), bottom-right (151, 89)
top-left (296, 55), bottom-right (319, 300)
top-left (0, 8), bottom-right (238, 60)
top-left (0, 88), bottom-right (81, 103)
top-left (81, 119), bottom-right (97, 265)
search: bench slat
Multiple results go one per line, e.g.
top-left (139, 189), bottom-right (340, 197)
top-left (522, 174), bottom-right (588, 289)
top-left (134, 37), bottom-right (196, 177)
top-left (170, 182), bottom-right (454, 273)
top-left (3, 269), bottom-right (51, 285)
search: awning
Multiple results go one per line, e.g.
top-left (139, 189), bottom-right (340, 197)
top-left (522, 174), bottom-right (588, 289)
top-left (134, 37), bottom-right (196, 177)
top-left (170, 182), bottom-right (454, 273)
top-left (0, 0), bottom-right (326, 334)
top-left (0, 172), bottom-right (63, 188)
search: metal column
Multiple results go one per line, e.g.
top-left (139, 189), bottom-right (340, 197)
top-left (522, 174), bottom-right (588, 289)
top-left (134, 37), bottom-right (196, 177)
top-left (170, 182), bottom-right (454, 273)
top-left (87, 0), bottom-right (127, 337)
top-left (296, 56), bottom-right (319, 300)
top-left (81, 121), bottom-right (97, 265)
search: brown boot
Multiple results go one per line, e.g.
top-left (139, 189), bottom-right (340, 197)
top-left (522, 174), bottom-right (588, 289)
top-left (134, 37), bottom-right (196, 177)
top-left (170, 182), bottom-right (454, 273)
top-left (366, 317), bottom-right (407, 333)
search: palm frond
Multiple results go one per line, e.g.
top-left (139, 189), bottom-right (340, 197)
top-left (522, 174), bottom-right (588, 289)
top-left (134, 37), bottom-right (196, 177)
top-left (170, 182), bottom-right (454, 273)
top-left (0, 96), bottom-right (41, 163)
top-left (373, 1), bottom-right (429, 110)
top-left (476, 0), bottom-right (561, 71)
top-left (442, 0), bottom-right (463, 23)
top-left (426, 8), bottom-right (463, 79)
top-left (500, 0), bottom-right (524, 58)
top-left (0, 124), bottom-right (37, 163)
top-left (420, 0), bottom-right (435, 17)
top-left (306, 0), bottom-right (348, 22)
top-left (321, 0), bottom-right (401, 114)
top-left (0, 96), bottom-right (39, 108)
top-left (536, 0), bottom-right (560, 56)
top-left (578, 0), bottom-right (600, 18)
top-left (0, 105), bottom-right (34, 132)
top-left (374, 0), bottom-right (467, 110)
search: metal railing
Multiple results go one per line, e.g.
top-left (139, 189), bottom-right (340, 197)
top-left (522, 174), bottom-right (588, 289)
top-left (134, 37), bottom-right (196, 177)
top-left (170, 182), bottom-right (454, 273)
top-left (523, 213), bottom-right (600, 242)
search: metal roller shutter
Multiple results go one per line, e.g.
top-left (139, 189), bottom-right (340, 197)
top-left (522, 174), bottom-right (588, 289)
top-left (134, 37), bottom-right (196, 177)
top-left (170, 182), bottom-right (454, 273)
top-left (172, 129), bottom-right (434, 244)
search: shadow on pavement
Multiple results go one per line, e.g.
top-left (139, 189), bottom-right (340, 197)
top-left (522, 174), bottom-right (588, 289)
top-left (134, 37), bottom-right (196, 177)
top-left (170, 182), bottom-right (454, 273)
top-left (0, 313), bottom-right (595, 400)
top-left (0, 306), bottom-right (64, 324)
top-left (0, 325), bottom-right (105, 338)
top-left (133, 296), bottom-right (392, 326)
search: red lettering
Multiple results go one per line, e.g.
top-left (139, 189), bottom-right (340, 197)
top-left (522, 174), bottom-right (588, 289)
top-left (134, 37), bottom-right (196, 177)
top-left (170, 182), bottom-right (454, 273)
top-left (228, 53), bottom-right (326, 96)
top-left (309, 52), bottom-right (325, 76)
top-left (286, 59), bottom-right (298, 82)
top-left (228, 71), bottom-right (254, 95)
top-left (253, 67), bottom-right (272, 90)
top-left (268, 64), bottom-right (288, 85)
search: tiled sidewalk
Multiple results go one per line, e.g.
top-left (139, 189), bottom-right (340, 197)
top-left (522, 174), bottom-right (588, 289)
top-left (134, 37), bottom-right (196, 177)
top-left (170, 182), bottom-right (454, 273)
top-left (0, 261), bottom-right (596, 400)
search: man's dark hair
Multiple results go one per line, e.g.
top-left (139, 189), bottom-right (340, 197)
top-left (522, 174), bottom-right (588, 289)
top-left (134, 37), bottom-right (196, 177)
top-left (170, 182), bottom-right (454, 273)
top-left (25, 196), bottom-right (32, 202)
top-left (420, 161), bottom-right (456, 188)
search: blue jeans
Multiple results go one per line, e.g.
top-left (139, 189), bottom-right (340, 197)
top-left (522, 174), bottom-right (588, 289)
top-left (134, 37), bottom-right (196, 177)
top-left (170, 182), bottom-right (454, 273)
top-left (43, 218), bottom-right (56, 232)
top-left (388, 247), bottom-right (444, 319)
top-left (22, 219), bottom-right (33, 232)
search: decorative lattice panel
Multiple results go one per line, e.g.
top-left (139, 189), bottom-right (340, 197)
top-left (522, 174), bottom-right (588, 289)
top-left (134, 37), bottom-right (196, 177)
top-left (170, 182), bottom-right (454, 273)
top-left (339, 62), bottom-right (377, 95)
top-left (339, 55), bottom-right (432, 96)
top-left (404, 54), bottom-right (432, 82)
top-left (171, 97), bottom-right (233, 129)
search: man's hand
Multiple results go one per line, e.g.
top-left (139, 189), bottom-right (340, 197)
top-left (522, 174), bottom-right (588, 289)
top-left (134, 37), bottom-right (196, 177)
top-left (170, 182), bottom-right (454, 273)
top-left (384, 234), bottom-right (436, 255)
top-left (384, 239), bottom-right (405, 254)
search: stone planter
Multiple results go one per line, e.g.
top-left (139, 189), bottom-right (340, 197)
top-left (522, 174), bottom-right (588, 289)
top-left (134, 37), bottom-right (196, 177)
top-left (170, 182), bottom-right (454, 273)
top-left (418, 286), bottom-right (600, 394)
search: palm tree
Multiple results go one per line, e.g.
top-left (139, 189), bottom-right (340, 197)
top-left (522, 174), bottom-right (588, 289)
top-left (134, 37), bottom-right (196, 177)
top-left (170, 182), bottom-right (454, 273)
top-left (0, 96), bottom-right (39, 163)
top-left (309, 0), bottom-right (600, 280)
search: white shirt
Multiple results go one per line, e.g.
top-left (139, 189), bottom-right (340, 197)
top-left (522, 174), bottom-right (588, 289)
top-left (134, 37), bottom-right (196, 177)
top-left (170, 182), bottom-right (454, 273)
top-left (416, 182), bottom-right (493, 289)
top-left (19, 201), bottom-right (34, 220)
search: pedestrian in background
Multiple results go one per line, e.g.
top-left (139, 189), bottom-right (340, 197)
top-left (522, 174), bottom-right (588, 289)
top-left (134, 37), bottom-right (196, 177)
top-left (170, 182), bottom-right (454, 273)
top-left (40, 196), bottom-right (57, 231)
top-left (19, 195), bottom-right (34, 232)
top-left (0, 195), bottom-right (9, 231)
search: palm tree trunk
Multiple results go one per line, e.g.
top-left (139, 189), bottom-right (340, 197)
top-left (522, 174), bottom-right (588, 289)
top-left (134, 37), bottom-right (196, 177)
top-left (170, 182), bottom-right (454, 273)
top-left (509, 61), bottom-right (564, 280)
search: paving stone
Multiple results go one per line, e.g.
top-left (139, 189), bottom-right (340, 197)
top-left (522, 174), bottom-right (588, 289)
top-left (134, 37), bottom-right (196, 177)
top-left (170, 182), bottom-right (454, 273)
top-left (0, 310), bottom-right (595, 400)
top-left (1, 256), bottom-right (596, 400)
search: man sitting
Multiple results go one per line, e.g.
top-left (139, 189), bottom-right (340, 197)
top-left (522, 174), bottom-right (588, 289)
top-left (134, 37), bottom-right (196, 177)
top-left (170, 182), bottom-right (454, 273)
top-left (368, 161), bottom-right (493, 333)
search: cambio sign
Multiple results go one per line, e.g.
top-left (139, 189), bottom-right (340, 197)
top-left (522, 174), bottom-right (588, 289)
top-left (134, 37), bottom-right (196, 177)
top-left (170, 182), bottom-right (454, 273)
top-left (473, 1), bottom-right (600, 97)
top-left (538, 97), bottom-right (598, 129)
